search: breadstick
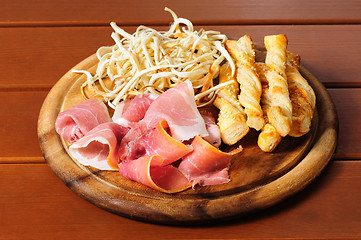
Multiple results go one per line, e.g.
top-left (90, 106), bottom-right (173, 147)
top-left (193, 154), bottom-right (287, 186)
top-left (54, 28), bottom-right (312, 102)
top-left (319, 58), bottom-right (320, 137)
top-left (216, 63), bottom-right (243, 112)
top-left (213, 63), bottom-right (249, 145)
top-left (258, 123), bottom-right (282, 152)
top-left (264, 34), bottom-right (292, 137)
top-left (225, 35), bottom-right (265, 131)
top-left (256, 62), bottom-right (282, 152)
top-left (286, 52), bottom-right (316, 137)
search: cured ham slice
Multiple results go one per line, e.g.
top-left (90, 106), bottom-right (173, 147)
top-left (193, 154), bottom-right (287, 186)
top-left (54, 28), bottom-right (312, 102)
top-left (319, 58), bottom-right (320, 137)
top-left (143, 120), bottom-right (192, 166)
top-left (69, 122), bottom-right (129, 170)
top-left (178, 136), bottom-right (242, 186)
top-left (55, 98), bottom-right (111, 143)
top-left (112, 93), bottom-right (157, 127)
top-left (118, 155), bottom-right (191, 193)
top-left (117, 80), bottom-right (209, 163)
top-left (56, 81), bottom-right (237, 192)
top-left (117, 124), bottom-right (148, 162)
top-left (200, 111), bottom-right (221, 147)
top-left (118, 120), bottom-right (192, 164)
top-left (142, 80), bottom-right (208, 141)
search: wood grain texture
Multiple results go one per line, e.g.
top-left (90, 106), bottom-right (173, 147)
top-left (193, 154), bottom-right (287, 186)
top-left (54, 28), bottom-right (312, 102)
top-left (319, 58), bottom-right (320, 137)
top-left (0, 0), bottom-right (360, 26)
top-left (0, 91), bottom-right (47, 161)
top-left (37, 46), bottom-right (337, 224)
top-left (0, 0), bottom-right (359, 238)
top-left (1, 161), bottom-right (360, 239)
top-left (329, 89), bottom-right (361, 159)
top-left (3, 88), bottom-right (361, 163)
top-left (0, 24), bottom-right (358, 162)
top-left (1, 25), bottom-right (360, 89)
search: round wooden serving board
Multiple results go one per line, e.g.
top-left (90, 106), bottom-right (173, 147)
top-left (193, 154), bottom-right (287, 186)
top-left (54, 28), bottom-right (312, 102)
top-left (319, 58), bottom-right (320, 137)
top-left (38, 46), bottom-right (338, 225)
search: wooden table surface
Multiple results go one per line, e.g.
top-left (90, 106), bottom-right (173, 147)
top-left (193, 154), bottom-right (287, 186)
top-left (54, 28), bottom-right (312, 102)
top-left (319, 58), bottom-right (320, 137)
top-left (1, 1), bottom-right (361, 239)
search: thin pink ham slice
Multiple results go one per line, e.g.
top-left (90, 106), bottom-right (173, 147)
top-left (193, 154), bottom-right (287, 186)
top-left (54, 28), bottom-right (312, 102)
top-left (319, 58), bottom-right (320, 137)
top-left (118, 155), bottom-right (191, 193)
top-left (117, 123), bottom-right (148, 162)
top-left (200, 111), bottom-right (221, 147)
top-left (178, 136), bottom-right (242, 186)
top-left (69, 122), bottom-right (129, 170)
top-left (55, 98), bottom-right (111, 143)
top-left (118, 120), bottom-right (192, 164)
top-left (112, 93), bottom-right (157, 127)
top-left (142, 120), bottom-right (192, 166)
top-left (142, 80), bottom-right (208, 141)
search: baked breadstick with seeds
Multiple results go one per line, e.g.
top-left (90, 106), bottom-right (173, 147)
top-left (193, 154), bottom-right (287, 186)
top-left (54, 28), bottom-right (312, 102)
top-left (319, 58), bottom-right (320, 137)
top-left (225, 35), bottom-right (265, 131)
top-left (264, 34), bottom-right (292, 137)
top-left (213, 63), bottom-right (249, 145)
top-left (286, 52), bottom-right (316, 137)
top-left (256, 62), bottom-right (282, 152)
top-left (216, 63), bottom-right (243, 112)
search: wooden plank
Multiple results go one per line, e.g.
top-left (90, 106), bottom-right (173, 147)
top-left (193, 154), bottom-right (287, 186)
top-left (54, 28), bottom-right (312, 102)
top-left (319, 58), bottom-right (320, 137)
top-left (329, 89), bottom-right (361, 159)
top-left (0, 26), bottom-right (115, 89)
top-left (0, 89), bottom-right (358, 162)
top-left (0, 161), bottom-right (360, 239)
top-left (0, 25), bottom-right (360, 89)
top-left (1, 0), bottom-right (360, 26)
top-left (0, 91), bottom-right (47, 161)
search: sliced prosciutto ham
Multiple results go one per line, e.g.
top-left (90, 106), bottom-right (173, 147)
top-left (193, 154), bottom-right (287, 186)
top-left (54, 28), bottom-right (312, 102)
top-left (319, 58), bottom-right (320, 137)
top-left (142, 80), bottom-right (208, 141)
top-left (112, 92), bottom-right (157, 127)
top-left (118, 120), bottom-right (192, 164)
top-left (117, 80), bottom-right (208, 162)
top-left (69, 122), bottom-right (129, 170)
top-left (55, 98), bottom-right (111, 143)
top-left (118, 155), bottom-right (191, 193)
top-left (142, 120), bottom-right (192, 166)
top-left (55, 80), bottom-right (244, 193)
top-left (200, 110), bottom-right (221, 147)
top-left (178, 136), bottom-right (242, 186)
top-left (117, 123), bottom-right (148, 162)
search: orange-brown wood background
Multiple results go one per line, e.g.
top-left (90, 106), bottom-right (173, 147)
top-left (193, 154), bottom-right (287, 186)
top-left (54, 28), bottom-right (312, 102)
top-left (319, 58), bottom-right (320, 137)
top-left (1, 0), bottom-right (361, 239)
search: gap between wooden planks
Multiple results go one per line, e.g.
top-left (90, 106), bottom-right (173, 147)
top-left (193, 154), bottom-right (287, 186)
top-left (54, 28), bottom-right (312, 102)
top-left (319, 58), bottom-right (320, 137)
top-left (0, 85), bottom-right (360, 163)
top-left (1, 25), bottom-right (360, 89)
top-left (1, 26), bottom-right (360, 162)
top-left (0, 0), bottom-right (360, 26)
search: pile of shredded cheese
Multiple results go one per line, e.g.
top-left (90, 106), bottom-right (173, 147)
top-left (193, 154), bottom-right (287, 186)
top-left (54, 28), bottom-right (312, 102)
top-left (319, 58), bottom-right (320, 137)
top-left (73, 7), bottom-right (236, 109)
